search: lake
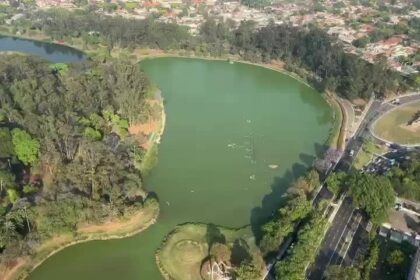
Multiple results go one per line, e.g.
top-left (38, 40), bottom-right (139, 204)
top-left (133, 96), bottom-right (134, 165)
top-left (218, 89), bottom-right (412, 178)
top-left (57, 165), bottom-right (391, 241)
top-left (0, 35), bottom-right (85, 63)
top-left (1, 37), bottom-right (333, 280)
top-left (28, 56), bottom-right (333, 280)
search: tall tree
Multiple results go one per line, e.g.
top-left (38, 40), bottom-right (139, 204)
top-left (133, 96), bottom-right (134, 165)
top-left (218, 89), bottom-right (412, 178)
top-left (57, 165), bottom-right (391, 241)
top-left (11, 128), bottom-right (40, 165)
top-left (348, 173), bottom-right (395, 224)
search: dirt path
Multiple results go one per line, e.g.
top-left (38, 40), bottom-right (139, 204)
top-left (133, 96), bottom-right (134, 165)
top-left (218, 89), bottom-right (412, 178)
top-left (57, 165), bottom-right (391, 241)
top-left (2, 205), bottom-right (159, 280)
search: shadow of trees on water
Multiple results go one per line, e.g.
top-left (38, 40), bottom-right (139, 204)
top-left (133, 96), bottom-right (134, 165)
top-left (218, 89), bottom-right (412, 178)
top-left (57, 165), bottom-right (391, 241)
top-left (250, 142), bottom-right (329, 244)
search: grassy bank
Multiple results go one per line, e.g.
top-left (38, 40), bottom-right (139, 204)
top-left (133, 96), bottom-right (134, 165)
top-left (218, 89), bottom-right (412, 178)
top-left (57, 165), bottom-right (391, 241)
top-left (155, 223), bottom-right (264, 280)
top-left (353, 141), bottom-right (388, 170)
top-left (324, 94), bottom-right (345, 150)
top-left (3, 200), bottom-right (159, 280)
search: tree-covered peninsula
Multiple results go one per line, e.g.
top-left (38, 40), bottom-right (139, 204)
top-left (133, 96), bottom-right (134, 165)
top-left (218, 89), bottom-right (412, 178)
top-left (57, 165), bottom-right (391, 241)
top-left (0, 54), bottom-right (160, 276)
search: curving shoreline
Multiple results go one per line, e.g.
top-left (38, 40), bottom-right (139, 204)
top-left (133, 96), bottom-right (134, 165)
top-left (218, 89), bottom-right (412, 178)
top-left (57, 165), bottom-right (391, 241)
top-left (0, 32), bottom-right (339, 147)
top-left (3, 205), bottom-right (159, 280)
top-left (0, 33), bottom-right (342, 280)
top-left (2, 93), bottom-right (167, 280)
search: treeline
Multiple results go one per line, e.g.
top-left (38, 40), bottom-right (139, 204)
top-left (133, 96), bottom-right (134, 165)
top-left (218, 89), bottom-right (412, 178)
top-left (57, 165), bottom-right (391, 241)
top-left (275, 211), bottom-right (328, 280)
top-left (199, 21), bottom-right (411, 100)
top-left (0, 55), bottom-right (155, 264)
top-left (12, 9), bottom-right (416, 100)
top-left (259, 170), bottom-right (319, 255)
top-left (20, 9), bottom-right (191, 50)
top-left (258, 170), bottom-right (329, 279)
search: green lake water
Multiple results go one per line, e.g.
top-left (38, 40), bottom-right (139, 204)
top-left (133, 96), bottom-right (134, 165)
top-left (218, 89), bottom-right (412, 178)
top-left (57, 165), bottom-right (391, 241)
top-left (28, 57), bottom-right (333, 280)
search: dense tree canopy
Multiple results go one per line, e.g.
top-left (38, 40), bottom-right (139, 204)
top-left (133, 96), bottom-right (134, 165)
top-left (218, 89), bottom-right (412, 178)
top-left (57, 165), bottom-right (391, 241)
top-left (348, 173), bottom-right (395, 224)
top-left (387, 153), bottom-right (420, 202)
top-left (11, 128), bottom-right (40, 165)
top-left (258, 169), bottom-right (320, 256)
top-left (326, 171), bottom-right (347, 195)
top-left (275, 210), bottom-right (328, 280)
top-left (0, 54), bottom-right (154, 264)
top-left (23, 9), bottom-right (191, 50)
top-left (0, 128), bottom-right (14, 158)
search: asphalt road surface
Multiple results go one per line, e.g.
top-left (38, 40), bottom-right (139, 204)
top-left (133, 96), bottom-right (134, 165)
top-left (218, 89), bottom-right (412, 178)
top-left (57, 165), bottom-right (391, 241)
top-left (268, 94), bottom-right (420, 280)
top-left (307, 98), bottom-right (383, 279)
top-left (307, 197), bottom-right (355, 279)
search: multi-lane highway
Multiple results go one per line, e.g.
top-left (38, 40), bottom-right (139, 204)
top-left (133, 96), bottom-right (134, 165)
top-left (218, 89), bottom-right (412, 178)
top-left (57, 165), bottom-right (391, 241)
top-left (265, 93), bottom-right (420, 280)
top-left (307, 93), bottom-right (420, 280)
top-left (306, 97), bottom-right (377, 279)
top-left (307, 197), bottom-right (355, 279)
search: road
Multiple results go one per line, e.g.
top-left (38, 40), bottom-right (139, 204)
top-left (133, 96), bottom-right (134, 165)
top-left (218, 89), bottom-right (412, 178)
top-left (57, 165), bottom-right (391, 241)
top-left (307, 97), bottom-right (385, 279)
top-left (308, 93), bottom-right (420, 279)
top-left (339, 92), bottom-right (420, 170)
top-left (266, 93), bottom-right (420, 280)
top-left (307, 197), bottom-right (355, 279)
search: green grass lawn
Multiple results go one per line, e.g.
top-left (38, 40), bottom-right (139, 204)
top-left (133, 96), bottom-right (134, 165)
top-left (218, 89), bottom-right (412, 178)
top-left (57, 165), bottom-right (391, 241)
top-left (324, 94), bottom-right (344, 149)
top-left (353, 140), bottom-right (387, 169)
top-left (156, 223), bottom-right (263, 280)
top-left (373, 101), bottom-right (420, 145)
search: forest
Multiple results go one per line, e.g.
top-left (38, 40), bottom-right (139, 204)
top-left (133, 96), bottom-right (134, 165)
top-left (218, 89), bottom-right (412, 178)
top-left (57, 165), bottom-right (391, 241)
top-left (9, 8), bottom-right (416, 100)
top-left (0, 54), bottom-right (156, 265)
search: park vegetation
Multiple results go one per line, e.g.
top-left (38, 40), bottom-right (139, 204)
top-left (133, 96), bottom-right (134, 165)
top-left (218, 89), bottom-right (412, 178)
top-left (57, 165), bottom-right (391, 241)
top-left (0, 54), bottom-right (158, 269)
top-left (7, 8), bottom-right (417, 101)
top-left (258, 169), bottom-right (333, 279)
top-left (157, 169), bottom-right (328, 280)
top-left (387, 152), bottom-right (420, 202)
top-left (326, 233), bottom-right (417, 280)
top-left (275, 209), bottom-right (328, 280)
top-left (327, 172), bottom-right (395, 224)
top-left (156, 223), bottom-right (264, 280)
top-left (259, 170), bottom-right (319, 256)
top-left (326, 266), bottom-right (362, 280)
